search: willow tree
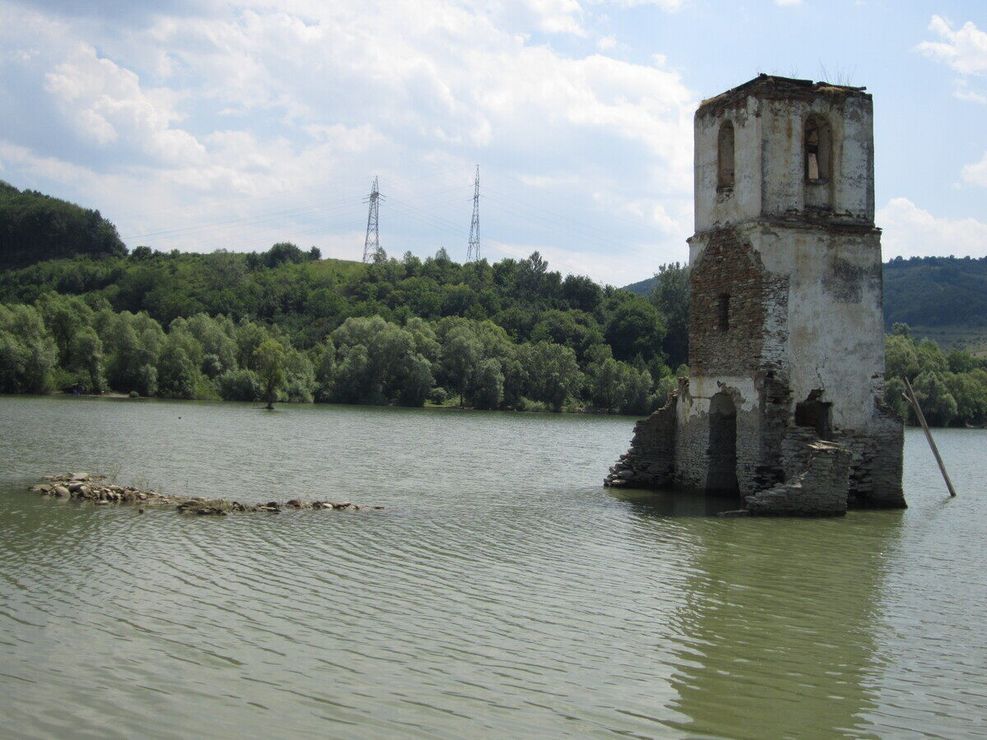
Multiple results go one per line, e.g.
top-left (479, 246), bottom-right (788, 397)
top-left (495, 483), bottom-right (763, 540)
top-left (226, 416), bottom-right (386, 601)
top-left (253, 338), bottom-right (286, 410)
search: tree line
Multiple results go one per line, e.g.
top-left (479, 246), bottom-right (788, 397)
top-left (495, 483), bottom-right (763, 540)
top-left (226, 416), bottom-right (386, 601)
top-left (0, 292), bottom-right (672, 415)
top-left (884, 324), bottom-right (987, 427)
top-left (5, 247), bottom-right (984, 425)
top-left (2, 183), bottom-right (984, 424)
top-left (0, 234), bottom-right (692, 411)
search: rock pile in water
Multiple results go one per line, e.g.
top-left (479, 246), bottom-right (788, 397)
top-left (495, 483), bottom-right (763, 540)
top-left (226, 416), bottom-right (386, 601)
top-left (29, 473), bottom-right (382, 516)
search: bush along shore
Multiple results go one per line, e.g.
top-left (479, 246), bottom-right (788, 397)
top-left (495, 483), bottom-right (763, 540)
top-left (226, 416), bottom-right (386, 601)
top-left (29, 473), bottom-right (382, 516)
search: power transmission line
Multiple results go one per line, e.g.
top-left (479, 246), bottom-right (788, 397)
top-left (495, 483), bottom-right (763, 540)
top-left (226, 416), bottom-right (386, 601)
top-left (467, 165), bottom-right (480, 261)
top-left (362, 176), bottom-right (383, 262)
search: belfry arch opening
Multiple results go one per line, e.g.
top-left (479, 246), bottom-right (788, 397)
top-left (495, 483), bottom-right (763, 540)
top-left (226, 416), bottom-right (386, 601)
top-left (804, 115), bottom-right (834, 211)
top-left (804, 116), bottom-right (832, 182)
top-left (706, 392), bottom-right (739, 496)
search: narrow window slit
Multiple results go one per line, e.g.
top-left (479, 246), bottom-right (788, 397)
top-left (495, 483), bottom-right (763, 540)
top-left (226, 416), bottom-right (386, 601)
top-left (717, 121), bottom-right (735, 191)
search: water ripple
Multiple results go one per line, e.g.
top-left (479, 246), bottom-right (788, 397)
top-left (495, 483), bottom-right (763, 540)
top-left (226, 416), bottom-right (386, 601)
top-left (1, 399), bottom-right (986, 737)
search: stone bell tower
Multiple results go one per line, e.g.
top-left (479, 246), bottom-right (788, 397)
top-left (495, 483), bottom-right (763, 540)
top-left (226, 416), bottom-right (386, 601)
top-left (606, 75), bottom-right (905, 515)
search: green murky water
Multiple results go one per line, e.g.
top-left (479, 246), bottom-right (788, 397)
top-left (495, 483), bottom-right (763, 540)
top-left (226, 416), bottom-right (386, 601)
top-left (1, 396), bottom-right (985, 738)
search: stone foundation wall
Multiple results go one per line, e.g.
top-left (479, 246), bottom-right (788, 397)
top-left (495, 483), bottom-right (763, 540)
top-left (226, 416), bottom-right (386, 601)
top-left (745, 439), bottom-right (851, 516)
top-left (605, 386), bottom-right (906, 515)
top-left (843, 402), bottom-right (906, 509)
top-left (604, 394), bottom-right (678, 489)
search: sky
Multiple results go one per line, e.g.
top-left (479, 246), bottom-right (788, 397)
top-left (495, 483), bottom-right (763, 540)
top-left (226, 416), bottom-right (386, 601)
top-left (1, 0), bottom-right (986, 286)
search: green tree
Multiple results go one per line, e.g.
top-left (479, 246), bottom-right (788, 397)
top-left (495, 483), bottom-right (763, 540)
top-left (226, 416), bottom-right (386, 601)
top-left (530, 309), bottom-right (604, 362)
top-left (329, 316), bottom-right (434, 406)
top-left (184, 313), bottom-right (238, 378)
top-left (945, 371), bottom-right (987, 425)
top-left (947, 349), bottom-right (981, 374)
top-left (604, 293), bottom-right (666, 363)
top-left (157, 338), bottom-right (198, 399)
top-left (332, 344), bottom-right (372, 403)
top-left (588, 357), bottom-right (653, 415)
top-left (561, 274), bottom-right (602, 314)
top-left (520, 341), bottom-right (582, 411)
top-left (66, 326), bottom-right (106, 393)
top-left (0, 303), bottom-right (58, 393)
top-left (885, 334), bottom-right (920, 380)
top-left (282, 347), bottom-right (315, 403)
top-left (313, 339), bottom-right (336, 403)
top-left (217, 368), bottom-right (262, 401)
top-left (440, 325), bottom-right (481, 406)
top-left (37, 292), bottom-right (94, 365)
top-left (651, 262), bottom-right (690, 367)
top-left (253, 338), bottom-right (287, 409)
top-left (470, 358), bottom-right (505, 410)
top-left (912, 370), bottom-right (957, 427)
top-left (394, 353), bottom-right (433, 406)
top-left (883, 376), bottom-right (911, 422)
top-left (916, 339), bottom-right (948, 375)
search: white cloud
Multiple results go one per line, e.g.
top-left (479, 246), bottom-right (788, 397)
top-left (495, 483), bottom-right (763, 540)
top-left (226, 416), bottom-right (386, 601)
top-left (0, 141), bottom-right (103, 189)
top-left (44, 43), bottom-right (205, 164)
top-left (491, 239), bottom-right (670, 286)
top-left (953, 79), bottom-right (987, 104)
top-left (518, 173), bottom-right (581, 188)
top-left (597, 34), bottom-right (617, 51)
top-left (877, 197), bottom-right (987, 259)
top-left (0, 0), bottom-right (697, 281)
top-left (598, 0), bottom-right (684, 11)
top-left (774, 0), bottom-right (802, 6)
top-left (917, 15), bottom-right (987, 76)
top-left (525, 0), bottom-right (587, 36)
top-left (961, 151), bottom-right (987, 187)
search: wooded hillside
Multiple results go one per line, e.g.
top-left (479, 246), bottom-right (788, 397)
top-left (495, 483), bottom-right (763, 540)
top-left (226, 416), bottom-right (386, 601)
top-left (0, 181), bottom-right (127, 268)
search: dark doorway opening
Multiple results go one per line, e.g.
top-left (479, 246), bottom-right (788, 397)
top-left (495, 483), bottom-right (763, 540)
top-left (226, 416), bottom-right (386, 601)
top-left (795, 390), bottom-right (833, 439)
top-left (707, 392), bottom-right (739, 497)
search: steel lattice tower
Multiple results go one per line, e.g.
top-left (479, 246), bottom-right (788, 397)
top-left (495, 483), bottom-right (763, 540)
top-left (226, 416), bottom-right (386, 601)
top-left (467, 165), bottom-right (480, 261)
top-left (362, 176), bottom-right (382, 262)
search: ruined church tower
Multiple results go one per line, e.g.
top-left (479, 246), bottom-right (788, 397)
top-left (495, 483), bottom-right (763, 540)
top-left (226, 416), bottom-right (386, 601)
top-left (606, 75), bottom-right (905, 515)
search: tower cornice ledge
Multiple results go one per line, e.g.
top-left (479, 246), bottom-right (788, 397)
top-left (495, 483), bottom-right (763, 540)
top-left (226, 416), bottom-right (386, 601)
top-left (689, 218), bottom-right (881, 243)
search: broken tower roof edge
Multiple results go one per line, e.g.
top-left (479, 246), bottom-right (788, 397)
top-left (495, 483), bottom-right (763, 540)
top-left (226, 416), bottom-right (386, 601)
top-left (697, 73), bottom-right (870, 119)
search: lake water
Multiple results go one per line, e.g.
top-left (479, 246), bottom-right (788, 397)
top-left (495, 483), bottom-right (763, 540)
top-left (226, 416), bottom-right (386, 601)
top-left (1, 395), bottom-right (985, 738)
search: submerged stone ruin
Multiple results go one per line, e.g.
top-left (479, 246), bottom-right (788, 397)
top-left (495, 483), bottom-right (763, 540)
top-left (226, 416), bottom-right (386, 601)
top-left (29, 472), bottom-right (382, 515)
top-left (606, 75), bottom-right (905, 516)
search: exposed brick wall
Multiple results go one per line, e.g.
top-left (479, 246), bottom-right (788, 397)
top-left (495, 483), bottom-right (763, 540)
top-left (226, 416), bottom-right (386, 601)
top-left (689, 229), bottom-right (769, 376)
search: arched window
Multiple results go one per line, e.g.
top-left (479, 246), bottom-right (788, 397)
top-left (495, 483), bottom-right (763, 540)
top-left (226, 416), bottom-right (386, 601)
top-left (717, 121), bottom-right (735, 191)
top-left (804, 116), bottom-right (831, 183)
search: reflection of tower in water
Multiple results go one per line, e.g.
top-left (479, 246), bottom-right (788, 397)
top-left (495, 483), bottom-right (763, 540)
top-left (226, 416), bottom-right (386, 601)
top-left (661, 513), bottom-right (904, 737)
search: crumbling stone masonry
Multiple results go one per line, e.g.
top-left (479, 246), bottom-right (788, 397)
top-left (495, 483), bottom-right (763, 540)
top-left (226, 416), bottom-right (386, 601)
top-left (605, 75), bottom-right (906, 516)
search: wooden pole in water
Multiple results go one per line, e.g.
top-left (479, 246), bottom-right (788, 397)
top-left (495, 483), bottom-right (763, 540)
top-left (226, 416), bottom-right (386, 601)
top-left (903, 376), bottom-right (957, 498)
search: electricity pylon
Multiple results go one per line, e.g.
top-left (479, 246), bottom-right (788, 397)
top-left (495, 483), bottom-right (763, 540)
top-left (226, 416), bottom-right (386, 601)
top-left (363, 176), bottom-right (383, 262)
top-left (467, 165), bottom-right (480, 261)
